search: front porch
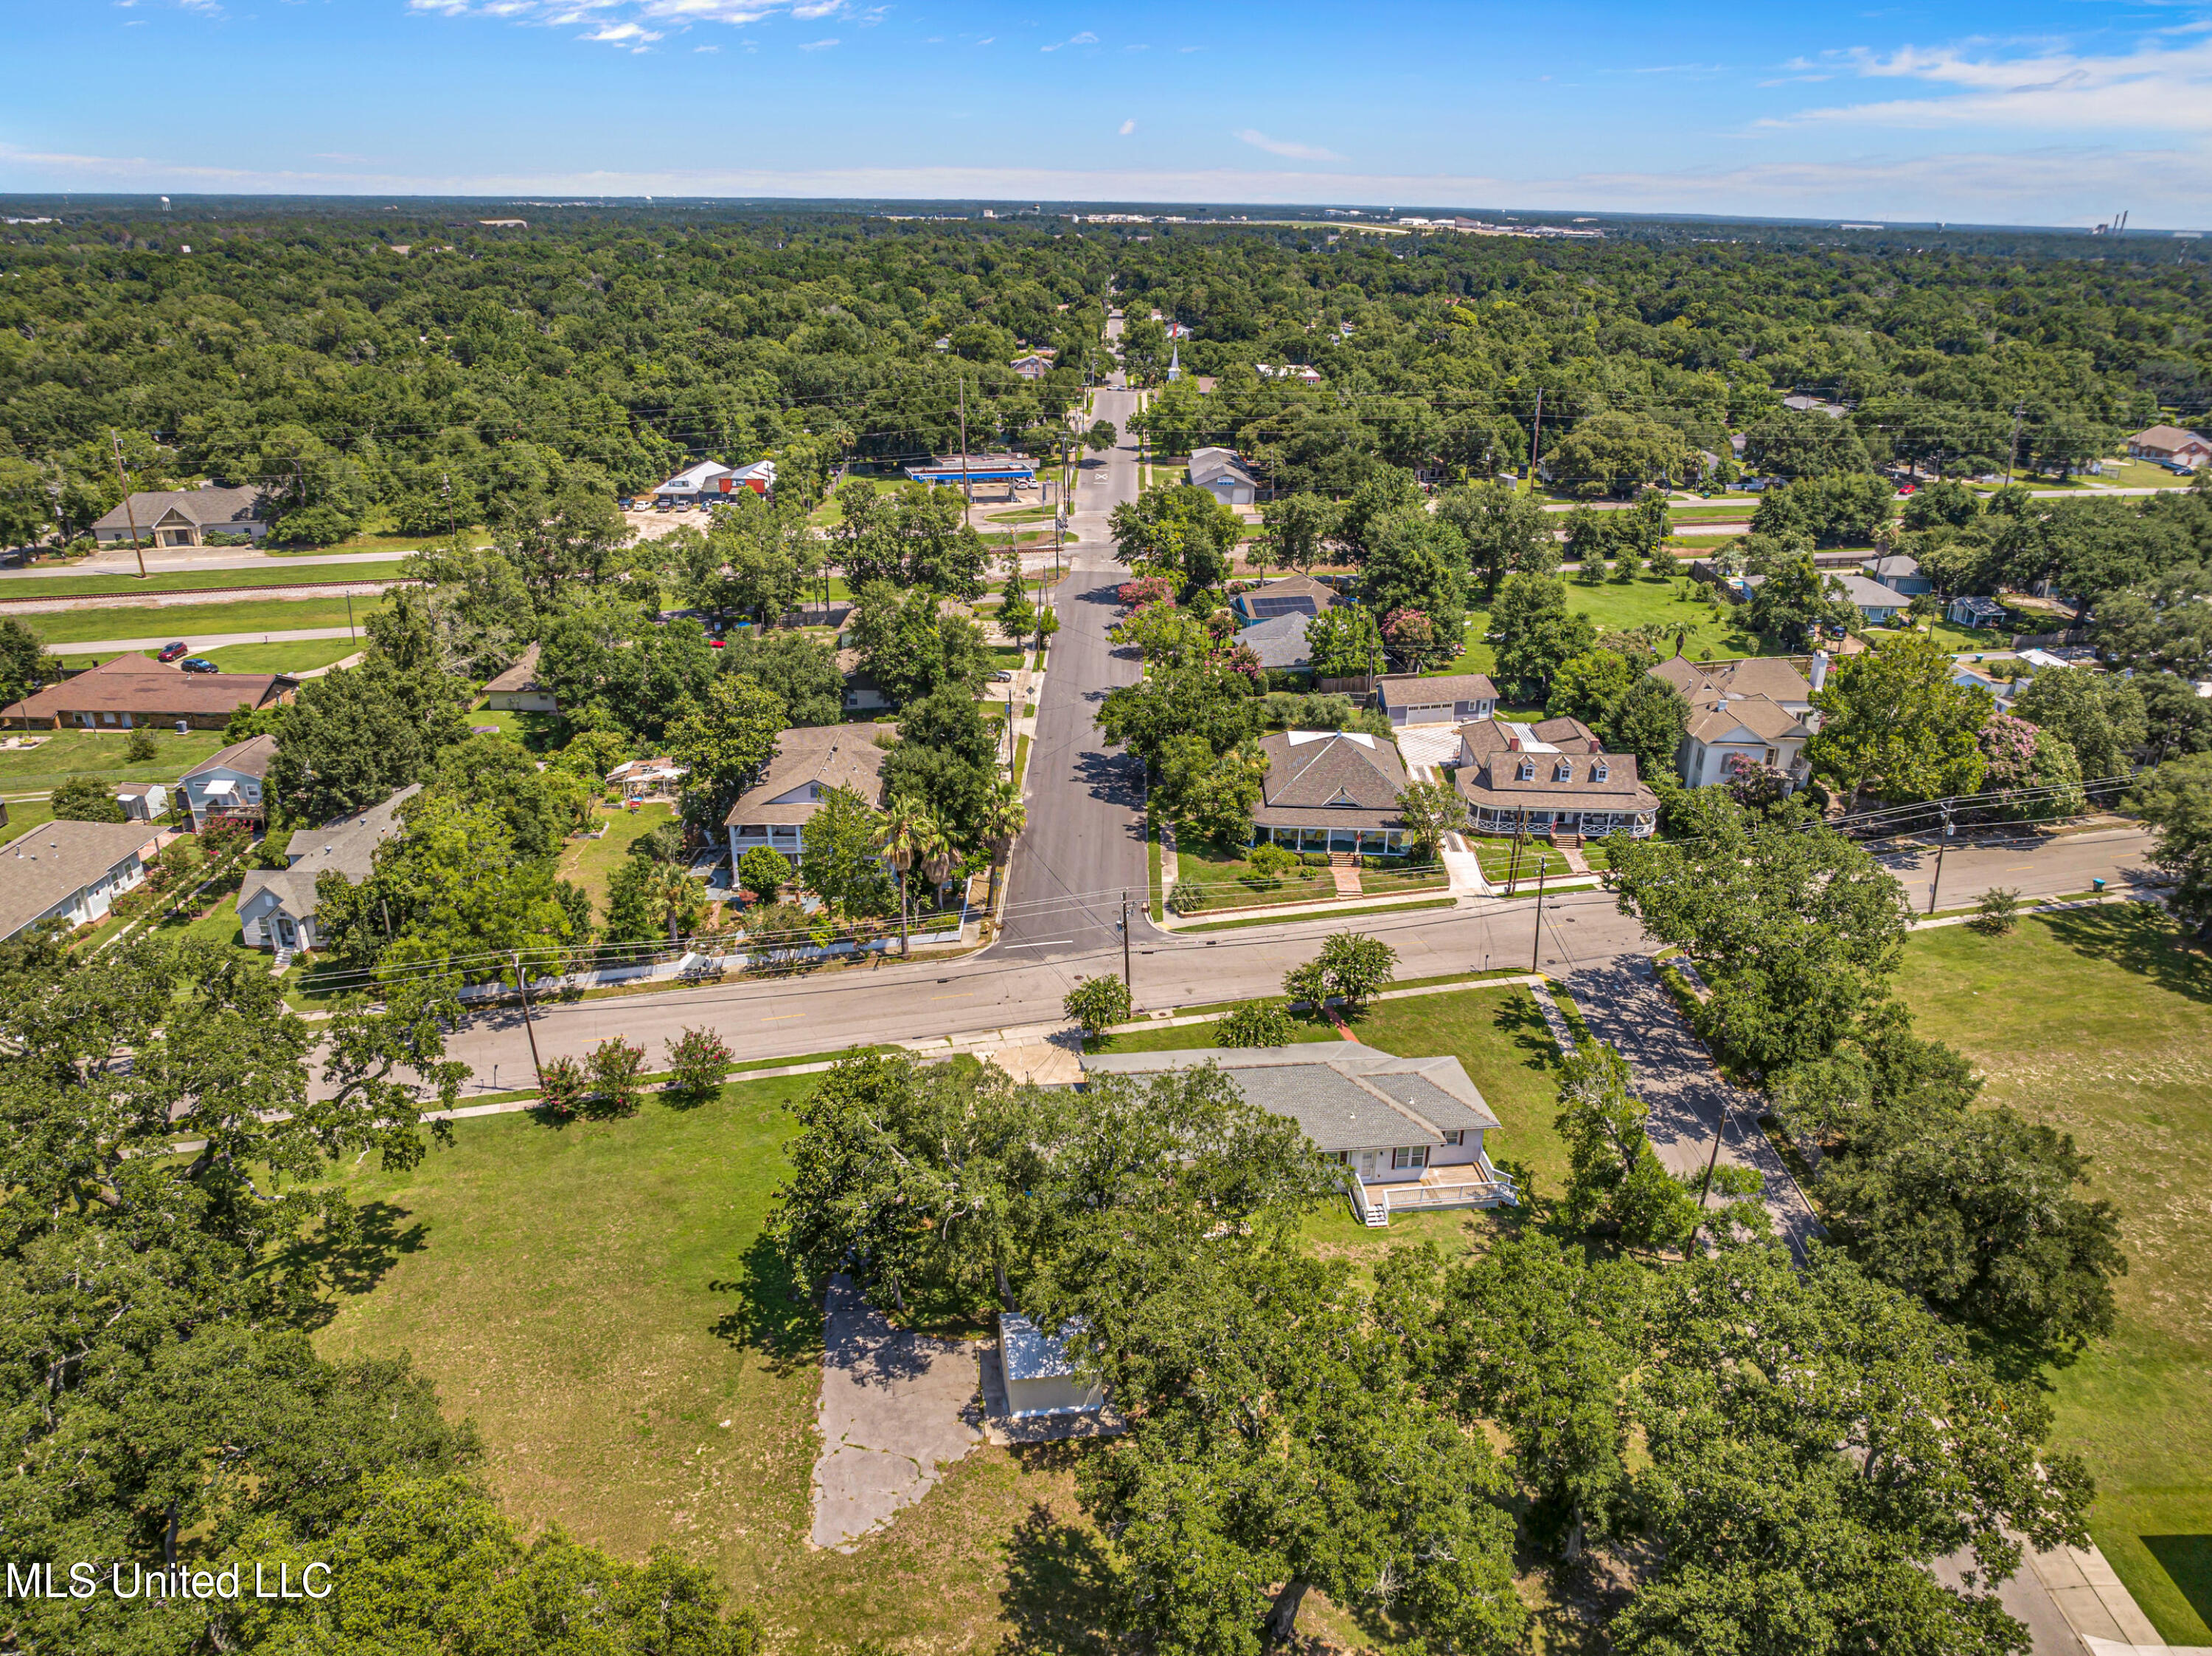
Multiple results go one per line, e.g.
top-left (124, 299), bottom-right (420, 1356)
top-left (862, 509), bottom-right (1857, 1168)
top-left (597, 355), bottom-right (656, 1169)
top-left (1467, 804), bottom-right (1654, 839)
top-left (1253, 824), bottom-right (1411, 855)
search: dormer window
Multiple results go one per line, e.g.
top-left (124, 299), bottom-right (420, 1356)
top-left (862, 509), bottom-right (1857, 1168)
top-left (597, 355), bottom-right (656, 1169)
top-left (1593, 761), bottom-right (1610, 782)
top-left (1554, 759), bottom-right (1573, 782)
top-left (1516, 758), bottom-right (1534, 782)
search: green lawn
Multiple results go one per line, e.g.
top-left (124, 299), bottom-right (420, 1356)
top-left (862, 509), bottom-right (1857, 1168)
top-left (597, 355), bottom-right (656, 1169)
top-left (1465, 835), bottom-right (1573, 883)
top-left (1861, 620), bottom-right (2014, 655)
top-left (1893, 907), bottom-right (2212, 1644)
top-left (1172, 838), bottom-right (1448, 912)
top-left (0, 797), bottom-right (54, 846)
top-left (557, 801), bottom-right (675, 916)
top-left (1450, 575), bottom-right (1768, 678)
top-left (198, 639), bottom-right (361, 674)
top-left (0, 563), bottom-right (409, 601)
top-left (312, 1074), bottom-right (1111, 1651)
top-left (0, 727), bottom-right (234, 796)
top-left (27, 594), bottom-right (388, 647)
top-left (466, 706), bottom-right (566, 752)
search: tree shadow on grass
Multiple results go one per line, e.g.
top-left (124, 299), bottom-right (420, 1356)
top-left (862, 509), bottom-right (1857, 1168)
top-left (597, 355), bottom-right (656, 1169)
top-left (709, 1232), bottom-right (818, 1376)
top-left (995, 1473), bottom-right (1115, 1656)
top-left (2142, 1536), bottom-right (2212, 1634)
top-left (281, 1199), bottom-right (427, 1326)
top-left (2038, 903), bottom-right (2212, 1006)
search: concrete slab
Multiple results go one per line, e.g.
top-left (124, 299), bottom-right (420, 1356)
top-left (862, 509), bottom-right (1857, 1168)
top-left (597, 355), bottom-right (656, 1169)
top-left (980, 1040), bottom-right (1085, 1086)
top-left (808, 1276), bottom-right (982, 1551)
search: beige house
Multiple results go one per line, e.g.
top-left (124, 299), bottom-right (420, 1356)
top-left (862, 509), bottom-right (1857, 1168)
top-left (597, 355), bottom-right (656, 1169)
top-left (723, 724), bottom-right (891, 866)
top-left (483, 644), bottom-right (557, 713)
top-left (1376, 672), bottom-right (1499, 728)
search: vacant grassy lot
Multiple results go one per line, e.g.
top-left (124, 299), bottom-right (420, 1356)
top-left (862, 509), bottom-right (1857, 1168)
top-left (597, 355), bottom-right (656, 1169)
top-left (27, 594), bottom-right (386, 647)
top-left (0, 726), bottom-right (232, 796)
top-left (1862, 619), bottom-right (2014, 654)
top-left (1450, 575), bottom-right (1768, 677)
top-left (313, 1075), bottom-right (1112, 1652)
top-left (557, 801), bottom-right (675, 917)
top-left (1895, 907), bottom-right (2212, 1643)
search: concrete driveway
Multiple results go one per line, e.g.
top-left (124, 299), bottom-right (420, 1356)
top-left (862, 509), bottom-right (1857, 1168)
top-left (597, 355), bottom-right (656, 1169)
top-left (809, 1276), bottom-right (981, 1551)
top-left (1562, 956), bottom-right (1823, 1260)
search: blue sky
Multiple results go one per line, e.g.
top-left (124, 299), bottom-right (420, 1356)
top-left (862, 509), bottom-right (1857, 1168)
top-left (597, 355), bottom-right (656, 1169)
top-left (4, 0), bottom-right (2211, 225)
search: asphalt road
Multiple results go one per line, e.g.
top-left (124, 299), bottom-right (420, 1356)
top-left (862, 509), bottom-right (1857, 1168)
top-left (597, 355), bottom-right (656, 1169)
top-left (435, 826), bottom-right (2160, 1096)
top-left (39, 626), bottom-right (364, 655)
top-left (0, 548), bottom-right (411, 580)
top-left (992, 380), bottom-right (1148, 970)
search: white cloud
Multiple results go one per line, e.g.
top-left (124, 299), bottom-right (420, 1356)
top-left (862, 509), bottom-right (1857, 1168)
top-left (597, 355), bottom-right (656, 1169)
top-left (1767, 34), bottom-right (2212, 133)
top-left (796, 35), bottom-right (835, 49)
top-left (1235, 128), bottom-right (1343, 162)
top-left (1119, 118), bottom-right (1135, 136)
top-left (1041, 29), bottom-right (1096, 52)
top-left (582, 19), bottom-right (660, 43)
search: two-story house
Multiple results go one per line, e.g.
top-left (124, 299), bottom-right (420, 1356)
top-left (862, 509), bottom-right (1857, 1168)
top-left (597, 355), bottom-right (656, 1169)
top-left (724, 725), bottom-right (892, 867)
top-left (179, 734), bottom-right (278, 831)
top-left (1453, 716), bottom-right (1658, 840)
top-left (234, 785), bottom-right (417, 956)
top-left (1649, 653), bottom-right (1820, 791)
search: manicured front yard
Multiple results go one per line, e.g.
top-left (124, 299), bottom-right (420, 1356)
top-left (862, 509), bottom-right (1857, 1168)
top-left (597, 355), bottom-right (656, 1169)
top-left (1172, 836), bottom-right (1448, 911)
top-left (198, 638), bottom-right (362, 674)
top-left (312, 1074), bottom-right (1112, 1651)
top-left (1893, 907), bottom-right (2212, 1643)
top-left (1465, 835), bottom-right (1572, 883)
top-left (1449, 575), bottom-right (1770, 677)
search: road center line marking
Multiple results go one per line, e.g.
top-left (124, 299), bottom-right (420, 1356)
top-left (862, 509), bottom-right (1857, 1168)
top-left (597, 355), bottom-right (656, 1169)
top-left (1000, 939), bottom-right (1074, 948)
top-left (760, 1014), bottom-right (802, 1021)
top-left (930, 992), bottom-right (974, 1000)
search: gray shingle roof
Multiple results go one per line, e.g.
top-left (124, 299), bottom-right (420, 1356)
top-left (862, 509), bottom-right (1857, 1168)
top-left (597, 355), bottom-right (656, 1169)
top-left (235, 784), bottom-right (418, 921)
top-left (1377, 672), bottom-right (1499, 707)
top-left (90, 485), bottom-right (267, 535)
top-left (1081, 1046), bottom-right (1499, 1154)
top-left (0, 821), bottom-right (156, 942)
top-left (1237, 610), bottom-right (1313, 670)
top-left (723, 724), bottom-right (892, 827)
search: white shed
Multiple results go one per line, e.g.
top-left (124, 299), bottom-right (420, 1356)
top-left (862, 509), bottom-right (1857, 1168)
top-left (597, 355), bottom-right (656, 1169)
top-left (998, 1314), bottom-right (1105, 1420)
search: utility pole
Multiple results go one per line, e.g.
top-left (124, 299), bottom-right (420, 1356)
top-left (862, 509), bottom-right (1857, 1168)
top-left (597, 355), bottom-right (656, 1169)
top-left (1121, 893), bottom-right (1133, 990)
top-left (510, 950), bottom-right (545, 1086)
top-left (344, 589), bottom-right (356, 644)
top-left (2004, 403), bottom-right (2025, 485)
top-left (1530, 857), bottom-right (1548, 973)
top-left (1683, 1102), bottom-right (1729, 1259)
top-left (1527, 389), bottom-right (1545, 495)
top-left (1928, 804), bottom-right (1953, 915)
top-left (109, 431), bottom-right (147, 580)
top-left (957, 375), bottom-right (972, 527)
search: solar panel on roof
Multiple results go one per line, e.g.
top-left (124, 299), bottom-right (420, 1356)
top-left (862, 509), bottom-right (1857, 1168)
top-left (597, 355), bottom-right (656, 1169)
top-left (1247, 596), bottom-right (1317, 619)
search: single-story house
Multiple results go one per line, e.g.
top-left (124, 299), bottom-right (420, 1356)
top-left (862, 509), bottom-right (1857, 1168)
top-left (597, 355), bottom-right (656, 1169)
top-left (1949, 595), bottom-right (2008, 629)
top-left (998, 1315), bottom-right (1105, 1419)
top-left (1951, 662), bottom-right (2013, 706)
top-left (2, 653), bottom-right (296, 733)
top-left (91, 483), bottom-right (268, 548)
top-left (1863, 554), bottom-right (1933, 596)
top-left (1082, 1046), bottom-right (1512, 1222)
top-left (1738, 571), bottom-right (1905, 625)
top-left (0, 820), bottom-right (157, 942)
top-left (1376, 672), bottom-right (1499, 728)
top-left (1251, 728), bottom-right (1413, 855)
top-left (1454, 717), bottom-right (1658, 839)
top-left (235, 785), bottom-right (417, 953)
top-left (1231, 574), bottom-right (1341, 625)
top-left (724, 723), bottom-right (891, 866)
top-left (2126, 425), bottom-right (2211, 470)
top-left (482, 643), bottom-right (557, 713)
top-left (607, 756), bottom-right (686, 801)
top-left (1781, 393), bottom-right (1848, 419)
top-left (1255, 363), bottom-right (1324, 387)
top-left (1648, 653), bottom-right (1820, 791)
top-left (1190, 445), bottom-right (1260, 507)
top-left (1237, 610), bottom-right (1314, 675)
top-left (179, 733), bottom-right (278, 831)
top-left (114, 782), bottom-right (169, 821)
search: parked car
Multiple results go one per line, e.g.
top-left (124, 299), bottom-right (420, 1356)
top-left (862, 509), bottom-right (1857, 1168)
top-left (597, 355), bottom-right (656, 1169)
top-left (180, 657), bottom-right (219, 674)
top-left (157, 641), bottom-right (189, 662)
top-left (708, 638), bottom-right (726, 649)
top-left (990, 669), bottom-right (1015, 682)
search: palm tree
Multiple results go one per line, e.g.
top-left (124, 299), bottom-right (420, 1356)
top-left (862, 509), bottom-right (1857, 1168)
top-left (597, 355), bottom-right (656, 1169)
top-left (877, 794), bottom-right (938, 959)
top-left (653, 863), bottom-right (708, 947)
top-left (979, 779), bottom-right (1026, 917)
top-left (919, 818), bottom-right (957, 918)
